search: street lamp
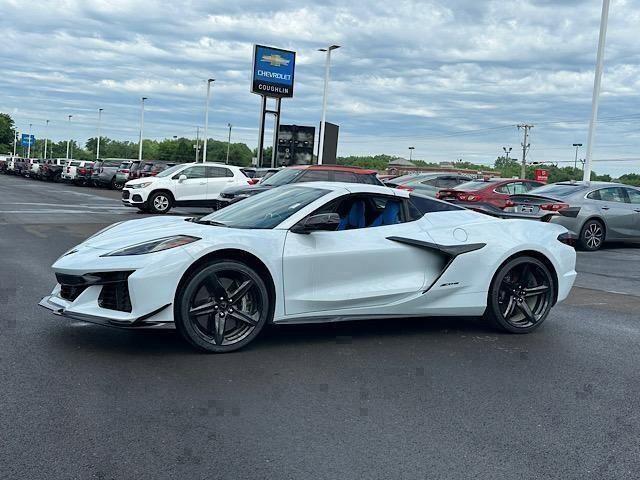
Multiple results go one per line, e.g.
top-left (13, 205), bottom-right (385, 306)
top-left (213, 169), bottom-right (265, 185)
top-left (572, 143), bottom-right (583, 172)
top-left (408, 146), bottom-right (415, 161)
top-left (27, 123), bottom-right (33, 158)
top-left (202, 78), bottom-right (215, 163)
top-left (226, 123), bottom-right (232, 164)
top-left (97, 108), bottom-right (104, 160)
top-left (317, 45), bottom-right (340, 165)
top-left (43, 120), bottom-right (49, 159)
top-left (138, 97), bottom-right (147, 162)
top-left (502, 146), bottom-right (512, 160)
top-left (66, 115), bottom-right (73, 159)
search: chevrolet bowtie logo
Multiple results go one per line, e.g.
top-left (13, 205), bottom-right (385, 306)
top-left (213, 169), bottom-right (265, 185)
top-left (261, 54), bottom-right (290, 67)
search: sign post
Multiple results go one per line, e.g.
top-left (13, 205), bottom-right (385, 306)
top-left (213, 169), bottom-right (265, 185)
top-left (252, 45), bottom-right (296, 168)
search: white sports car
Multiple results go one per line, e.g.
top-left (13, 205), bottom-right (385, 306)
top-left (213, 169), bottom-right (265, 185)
top-left (40, 182), bottom-right (577, 353)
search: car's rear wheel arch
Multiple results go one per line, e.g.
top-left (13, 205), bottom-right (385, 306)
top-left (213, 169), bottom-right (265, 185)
top-left (492, 250), bottom-right (559, 306)
top-left (175, 249), bottom-right (276, 322)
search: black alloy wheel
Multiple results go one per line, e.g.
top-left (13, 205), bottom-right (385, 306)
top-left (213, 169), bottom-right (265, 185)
top-left (579, 219), bottom-right (605, 251)
top-left (175, 260), bottom-right (271, 353)
top-left (484, 256), bottom-right (555, 333)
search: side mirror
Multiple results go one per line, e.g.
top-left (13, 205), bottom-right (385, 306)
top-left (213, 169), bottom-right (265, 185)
top-left (178, 174), bottom-right (188, 182)
top-left (292, 213), bottom-right (341, 234)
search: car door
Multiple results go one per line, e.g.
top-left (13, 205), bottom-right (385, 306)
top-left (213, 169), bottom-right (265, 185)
top-left (587, 187), bottom-right (637, 238)
top-left (206, 166), bottom-right (237, 199)
top-left (173, 165), bottom-right (208, 202)
top-left (282, 193), bottom-right (446, 316)
top-left (623, 187), bottom-right (640, 238)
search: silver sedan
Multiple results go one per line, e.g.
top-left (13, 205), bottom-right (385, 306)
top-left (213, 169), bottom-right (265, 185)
top-left (506, 181), bottom-right (640, 251)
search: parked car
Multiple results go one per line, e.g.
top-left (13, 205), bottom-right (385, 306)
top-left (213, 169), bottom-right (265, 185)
top-left (40, 159), bottom-right (67, 182)
top-left (28, 159), bottom-right (46, 178)
top-left (384, 172), bottom-right (474, 197)
top-left (114, 160), bottom-right (143, 189)
top-left (6, 156), bottom-right (22, 174)
top-left (505, 181), bottom-right (640, 251)
top-left (14, 158), bottom-right (30, 176)
top-left (91, 159), bottom-right (123, 188)
top-left (215, 165), bottom-right (383, 209)
top-left (240, 167), bottom-right (281, 184)
top-left (40, 182), bottom-right (577, 353)
top-left (436, 178), bottom-right (544, 212)
top-left (139, 161), bottom-right (176, 178)
top-left (0, 156), bottom-right (8, 173)
top-left (62, 160), bottom-right (94, 185)
top-left (122, 162), bottom-right (251, 214)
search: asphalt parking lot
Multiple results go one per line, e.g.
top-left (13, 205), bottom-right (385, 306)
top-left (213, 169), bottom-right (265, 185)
top-left (1, 173), bottom-right (639, 480)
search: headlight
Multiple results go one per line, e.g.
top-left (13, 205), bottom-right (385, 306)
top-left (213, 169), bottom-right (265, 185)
top-left (100, 235), bottom-right (200, 257)
top-left (129, 182), bottom-right (153, 189)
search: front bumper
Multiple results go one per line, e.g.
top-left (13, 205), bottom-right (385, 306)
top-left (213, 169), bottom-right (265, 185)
top-left (121, 188), bottom-right (150, 206)
top-left (39, 295), bottom-right (173, 329)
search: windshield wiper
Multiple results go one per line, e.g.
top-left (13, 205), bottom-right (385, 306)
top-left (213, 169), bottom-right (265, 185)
top-left (191, 218), bottom-right (229, 227)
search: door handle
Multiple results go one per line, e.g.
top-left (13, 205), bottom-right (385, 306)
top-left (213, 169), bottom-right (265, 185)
top-left (601, 206), bottom-right (610, 211)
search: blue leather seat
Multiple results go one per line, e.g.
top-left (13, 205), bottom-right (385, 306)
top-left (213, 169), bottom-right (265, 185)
top-left (370, 201), bottom-right (401, 227)
top-left (337, 200), bottom-right (366, 230)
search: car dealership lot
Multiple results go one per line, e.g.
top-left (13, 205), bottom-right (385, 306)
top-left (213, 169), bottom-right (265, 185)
top-left (1, 174), bottom-right (640, 479)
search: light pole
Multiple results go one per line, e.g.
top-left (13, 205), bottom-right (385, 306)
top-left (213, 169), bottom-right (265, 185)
top-left (317, 45), bottom-right (340, 165)
top-left (226, 123), bottom-right (232, 164)
top-left (97, 108), bottom-right (103, 160)
top-left (43, 120), bottom-right (49, 159)
top-left (202, 78), bottom-right (215, 163)
top-left (583, 0), bottom-right (611, 182)
top-left (27, 123), bottom-right (33, 158)
top-left (138, 97), bottom-right (147, 162)
top-left (502, 146), bottom-right (512, 160)
top-left (572, 143), bottom-right (583, 172)
top-left (13, 130), bottom-right (18, 156)
top-left (408, 146), bottom-right (415, 162)
top-left (66, 115), bottom-right (73, 159)
top-left (194, 126), bottom-right (201, 162)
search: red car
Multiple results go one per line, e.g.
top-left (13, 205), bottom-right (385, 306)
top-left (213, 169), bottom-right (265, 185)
top-left (436, 178), bottom-right (544, 212)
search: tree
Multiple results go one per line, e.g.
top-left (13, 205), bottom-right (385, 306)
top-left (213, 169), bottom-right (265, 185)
top-left (0, 113), bottom-right (16, 153)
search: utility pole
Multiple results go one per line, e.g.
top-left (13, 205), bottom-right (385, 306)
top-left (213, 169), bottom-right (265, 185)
top-left (138, 97), bottom-right (147, 162)
top-left (226, 123), bottom-right (232, 164)
top-left (194, 126), bottom-right (201, 162)
top-left (97, 108), bottom-right (103, 160)
top-left (517, 124), bottom-right (533, 178)
top-left (203, 78), bottom-right (215, 163)
top-left (44, 120), bottom-right (49, 159)
top-left (13, 130), bottom-right (18, 156)
top-left (66, 115), bottom-right (73, 159)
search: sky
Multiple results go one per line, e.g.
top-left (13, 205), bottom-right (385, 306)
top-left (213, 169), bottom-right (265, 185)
top-left (1, 0), bottom-right (640, 176)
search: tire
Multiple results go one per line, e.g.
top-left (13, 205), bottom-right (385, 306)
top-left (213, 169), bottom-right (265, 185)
top-left (483, 256), bottom-right (555, 334)
top-left (579, 219), bottom-right (605, 251)
top-left (175, 260), bottom-right (271, 353)
top-left (147, 191), bottom-right (172, 214)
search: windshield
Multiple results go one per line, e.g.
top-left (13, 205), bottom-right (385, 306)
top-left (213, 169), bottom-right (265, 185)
top-left (261, 168), bottom-right (305, 186)
top-left (200, 185), bottom-right (329, 229)
top-left (156, 164), bottom-right (183, 177)
top-left (454, 180), bottom-right (499, 191)
top-left (528, 183), bottom-right (589, 198)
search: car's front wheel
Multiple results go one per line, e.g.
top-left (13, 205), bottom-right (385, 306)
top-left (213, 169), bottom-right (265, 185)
top-left (147, 191), bottom-right (172, 214)
top-left (484, 256), bottom-right (555, 333)
top-left (175, 260), bottom-right (271, 353)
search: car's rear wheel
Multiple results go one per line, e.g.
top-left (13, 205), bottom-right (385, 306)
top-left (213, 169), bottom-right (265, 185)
top-left (579, 219), bottom-right (605, 251)
top-left (148, 191), bottom-right (172, 214)
top-left (484, 256), bottom-right (555, 333)
top-left (175, 260), bottom-right (271, 353)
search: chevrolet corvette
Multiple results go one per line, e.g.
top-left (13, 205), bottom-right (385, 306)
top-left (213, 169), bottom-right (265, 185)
top-left (39, 182), bottom-right (577, 352)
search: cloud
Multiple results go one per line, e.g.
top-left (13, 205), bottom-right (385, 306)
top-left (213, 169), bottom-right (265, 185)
top-left (1, 0), bottom-right (639, 175)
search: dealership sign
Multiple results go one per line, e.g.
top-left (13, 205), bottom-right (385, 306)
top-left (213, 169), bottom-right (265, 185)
top-left (252, 45), bottom-right (296, 98)
top-left (535, 168), bottom-right (549, 184)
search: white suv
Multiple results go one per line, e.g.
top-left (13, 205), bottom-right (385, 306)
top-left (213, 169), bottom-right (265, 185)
top-left (122, 162), bottom-right (251, 214)
top-left (62, 160), bottom-right (94, 182)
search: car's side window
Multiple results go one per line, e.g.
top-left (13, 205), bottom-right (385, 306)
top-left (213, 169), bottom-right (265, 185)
top-left (309, 194), bottom-right (407, 231)
top-left (297, 170), bottom-right (331, 183)
top-left (333, 171), bottom-right (357, 183)
top-left (178, 166), bottom-right (206, 180)
top-left (588, 187), bottom-right (626, 203)
top-left (207, 166), bottom-right (233, 178)
top-left (624, 188), bottom-right (640, 204)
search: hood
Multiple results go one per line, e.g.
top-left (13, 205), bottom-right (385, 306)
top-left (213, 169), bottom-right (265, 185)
top-left (222, 184), bottom-right (272, 196)
top-left (81, 216), bottom-right (214, 251)
top-left (125, 176), bottom-right (160, 188)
